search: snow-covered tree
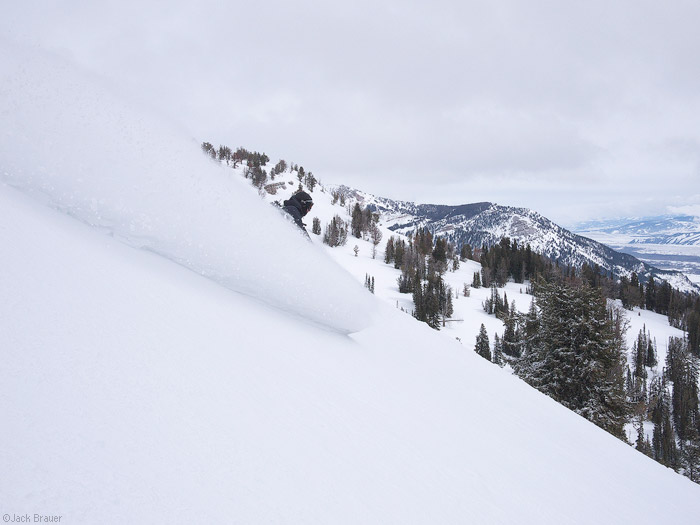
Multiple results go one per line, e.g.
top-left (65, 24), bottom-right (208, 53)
top-left (514, 281), bottom-right (628, 438)
top-left (474, 324), bottom-right (491, 361)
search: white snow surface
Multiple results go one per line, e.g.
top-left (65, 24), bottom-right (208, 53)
top-left (3, 39), bottom-right (700, 523)
top-left (0, 39), bottom-right (372, 334)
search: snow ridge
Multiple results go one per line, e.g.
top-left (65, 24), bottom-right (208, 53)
top-left (0, 39), bottom-right (374, 334)
top-left (330, 186), bottom-right (699, 294)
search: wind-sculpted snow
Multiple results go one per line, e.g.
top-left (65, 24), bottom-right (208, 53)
top-left (0, 40), bottom-right (373, 333)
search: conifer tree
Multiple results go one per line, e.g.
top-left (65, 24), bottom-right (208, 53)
top-left (322, 215), bottom-right (348, 247)
top-left (472, 271), bottom-right (481, 288)
top-left (460, 243), bottom-right (473, 261)
top-left (514, 281), bottom-right (629, 438)
top-left (351, 203), bottom-right (363, 238)
top-left (493, 333), bottom-right (504, 367)
top-left (681, 430), bottom-right (700, 483)
top-left (384, 236), bottom-right (395, 264)
top-left (474, 324), bottom-right (491, 361)
top-left (650, 375), bottom-right (679, 469)
top-left (666, 337), bottom-right (699, 441)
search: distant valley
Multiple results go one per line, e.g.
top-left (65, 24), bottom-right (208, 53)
top-left (571, 215), bottom-right (700, 283)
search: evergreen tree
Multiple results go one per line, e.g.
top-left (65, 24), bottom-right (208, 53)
top-left (322, 215), bottom-right (348, 247)
top-left (650, 375), bottom-right (679, 469)
top-left (439, 282), bottom-right (453, 327)
top-left (474, 324), bottom-right (491, 361)
top-left (514, 281), bottom-right (629, 438)
top-left (432, 237), bottom-right (447, 263)
top-left (645, 275), bottom-right (657, 311)
top-left (311, 217), bottom-right (321, 235)
top-left (351, 203), bottom-right (364, 238)
top-left (522, 298), bottom-right (539, 356)
top-left (493, 333), bottom-right (504, 367)
top-left (666, 337), bottom-right (699, 441)
top-left (472, 271), bottom-right (481, 288)
top-left (393, 239), bottom-right (405, 269)
top-left (384, 236), bottom-right (395, 264)
top-left (460, 243), bottom-right (472, 261)
top-left (680, 430), bottom-right (700, 483)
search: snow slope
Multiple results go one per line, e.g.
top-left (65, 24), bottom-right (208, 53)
top-left (3, 39), bottom-right (700, 524)
top-left (0, 38), bottom-right (372, 335)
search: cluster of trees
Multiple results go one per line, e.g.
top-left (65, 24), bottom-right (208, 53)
top-left (384, 229), bottom-right (456, 329)
top-left (627, 327), bottom-right (658, 405)
top-left (290, 163), bottom-right (318, 192)
top-left (474, 235), bottom-right (700, 359)
top-left (331, 190), bottom-right (346, 206)
top-left (201, 142), bottom-right (273, 189)
top-left (511, 280), bottom-right (629, 438)
top-left (473, 238), bottom-right (556, 287)
top-left (201, 142), bottom-right (323, 196)
top-left (475, 251), bottom-right (700, 482)
top-left (351, 203), bottom-right (383, 258)
top-left (579, 265), bottom-right (700, 358)
top-left (323, 215), bottom-right (348, 247)
top-left (628, 334), bottom-right (700, 482)
top-left (364, 274), bottom-right (375, 294)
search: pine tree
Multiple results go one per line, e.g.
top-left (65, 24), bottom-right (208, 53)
top-left (472, 271), bottom-right (481, 288)
top-left (666, 337), bottom-right (699, 441)
top-left (474, 324), bottom-right (491, 361)
top-left (681, 430), bottom-right (700, 483)
top-left (650, 375), bottom-right (679, 468)
top-left (322, 215), bottom-right (348, 247)
top-left (351, 203), bottom-right (363, 238)
top-left (493, 333), bottom-right (504, 367)
top-left (514, 281), bottom-right (629, 438)
top-left (384, 236), bottom-right (395, 264)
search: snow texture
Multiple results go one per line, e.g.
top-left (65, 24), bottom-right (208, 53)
top-left (3, 38), bottom-right (700, 524)
top-left (0, 38), bottom-right (373, 334)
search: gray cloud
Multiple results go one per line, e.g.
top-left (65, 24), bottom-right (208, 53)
top-left (3, 0), bottom-right (700, 223)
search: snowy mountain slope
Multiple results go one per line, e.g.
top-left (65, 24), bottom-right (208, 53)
top-left (0, 38), bottom-right (373, 334)
top-left (5, 181), bottom-right (700, 523)
top-left (330, 186), bottom-right (700, 294)
top-left (571, 216), bottom-right (700, 283)
top-left (3, 38), bottom-right (700, 523)
top-left (574, 215), bottom-right (700, 245)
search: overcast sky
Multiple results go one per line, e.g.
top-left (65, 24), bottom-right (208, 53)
top-left (4, 1), bottom-right (700, 225)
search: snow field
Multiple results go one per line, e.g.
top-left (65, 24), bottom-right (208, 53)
top-left (2, 37), bottom-right (700, 524)
top-left (0, 38), bottom-right (373, 335)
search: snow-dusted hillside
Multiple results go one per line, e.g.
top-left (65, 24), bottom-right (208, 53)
top-left (575, 215), bottom-right (700, 245)
top-left (3, 39), bottom-right (700, 524)
top-left (332, 186), bottom-right (699, 294)
top-left (572, 216), bottom-right (700, 284)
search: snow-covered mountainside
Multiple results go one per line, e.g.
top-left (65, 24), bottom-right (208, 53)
top-left (334, 185), bottom-right (699, 294)
top-left (572, 216), bottom-right (700, 283)
top-left (3, 39), bottom-right (700, 524)
top-left (574, 215), bottom-right (700, 245)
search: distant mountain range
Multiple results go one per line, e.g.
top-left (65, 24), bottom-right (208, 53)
top-left (572, 215), bottom-right (700, 245)
top-left (333, 186), bottom-right (699, 294)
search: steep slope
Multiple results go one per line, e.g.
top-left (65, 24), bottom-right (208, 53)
top-left (0, 38), bottom-right (373, 334)
top-left (3, 39), bottom-right (700, 524)
top-left (5, 181), bottom-right (700, 523)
